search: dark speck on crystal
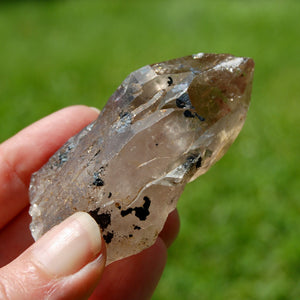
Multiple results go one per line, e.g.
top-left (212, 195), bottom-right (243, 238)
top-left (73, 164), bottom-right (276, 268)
top-left (94, 149), bottom-right (101, 157)
top-left (176, 93), bottom-right (191, 109)
top-left (196, 156), bottom-right (202, 168)
top-left (195, 113), bottom-right (205, 122)
top-left (120, 111), bottom-right (130, 119)
top-left (58, 153), bottom-right (68, 164)
top-left (121, 207), bottom-right (133, 217)
top-left (93, 172), bottom-right (104, 186)
top-left (103, 231), bottom-right (114, 244)
top-left (88, 208), bottom-right (111, 230)
top-left (121, 196), bottom-right (151, 221)
top-left (183, 110), bottom-right (195, 118)
top-left (167, 76), bottom-right (173, 86)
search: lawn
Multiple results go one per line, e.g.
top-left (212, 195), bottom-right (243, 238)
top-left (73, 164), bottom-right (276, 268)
top-left (0, 0), bottom-right (299, 299)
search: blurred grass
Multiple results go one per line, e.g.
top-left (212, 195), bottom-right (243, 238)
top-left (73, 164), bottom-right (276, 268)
top-left (0, 0), bottom-right (299, 299)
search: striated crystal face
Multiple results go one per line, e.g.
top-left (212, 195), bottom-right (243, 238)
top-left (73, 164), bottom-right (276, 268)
top-left (29, 53), bottom-right (254, 264)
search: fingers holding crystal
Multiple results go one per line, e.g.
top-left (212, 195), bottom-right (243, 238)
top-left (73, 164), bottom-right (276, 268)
top-left (0, 105), bottom-right (100, 229)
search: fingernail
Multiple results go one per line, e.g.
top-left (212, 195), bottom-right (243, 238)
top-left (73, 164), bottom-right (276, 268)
top-left (89, 106), bottom-right (100, 114)
top-left (32, 212), bottom-right (102, 278)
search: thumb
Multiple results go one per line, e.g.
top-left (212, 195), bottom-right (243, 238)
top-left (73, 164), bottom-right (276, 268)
top-left (0, 212), bottom-right (106, 300)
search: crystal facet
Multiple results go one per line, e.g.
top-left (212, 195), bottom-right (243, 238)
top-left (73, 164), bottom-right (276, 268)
top-left (29, 53), bottom-right (254, 264)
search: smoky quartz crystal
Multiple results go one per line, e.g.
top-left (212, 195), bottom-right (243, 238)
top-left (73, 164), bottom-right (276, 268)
top-left (29, 53), bottom-right (254, 264)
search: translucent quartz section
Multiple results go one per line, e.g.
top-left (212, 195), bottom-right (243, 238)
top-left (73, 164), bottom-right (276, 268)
top-left (29, 53), bottom-right (254, 264)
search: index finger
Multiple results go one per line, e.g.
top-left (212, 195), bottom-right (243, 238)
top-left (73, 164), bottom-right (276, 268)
top-left (0, 105), bottom-right (100, 229)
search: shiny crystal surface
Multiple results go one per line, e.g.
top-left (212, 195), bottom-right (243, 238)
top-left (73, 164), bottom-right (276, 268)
top-left (29, 53), bottom-right (254, 264)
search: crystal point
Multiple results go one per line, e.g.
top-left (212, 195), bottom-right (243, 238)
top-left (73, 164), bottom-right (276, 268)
top-left (29, 53), bottom-right (254, 264)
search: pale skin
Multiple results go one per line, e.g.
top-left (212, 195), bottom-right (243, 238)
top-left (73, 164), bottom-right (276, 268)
top-left (0, 105), bottom-right (180, 299)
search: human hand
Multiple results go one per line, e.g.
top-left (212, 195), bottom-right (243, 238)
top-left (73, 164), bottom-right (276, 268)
top-left (0, 105), bottom-right (180, 299)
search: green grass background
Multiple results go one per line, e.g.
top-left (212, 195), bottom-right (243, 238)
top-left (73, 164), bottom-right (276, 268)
top-left (0, 0), bottom-right (299, 299)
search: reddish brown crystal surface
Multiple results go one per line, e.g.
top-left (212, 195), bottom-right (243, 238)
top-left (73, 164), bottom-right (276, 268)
top-left (29, 53), bottom-right (254, 264)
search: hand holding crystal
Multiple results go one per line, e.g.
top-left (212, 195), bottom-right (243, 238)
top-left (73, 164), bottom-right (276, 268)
top-left (0, 106), bottom-right (180, 300)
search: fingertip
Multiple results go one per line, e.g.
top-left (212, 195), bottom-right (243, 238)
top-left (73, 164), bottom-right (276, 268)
top-left (89, 106), bottom-right (101, 114)
top-left (63, 104), bottom-right (100, 116)
top-left (0, 212), bottom-right (106, 300)
top-left (31, 212), bottom-right (104, 278)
